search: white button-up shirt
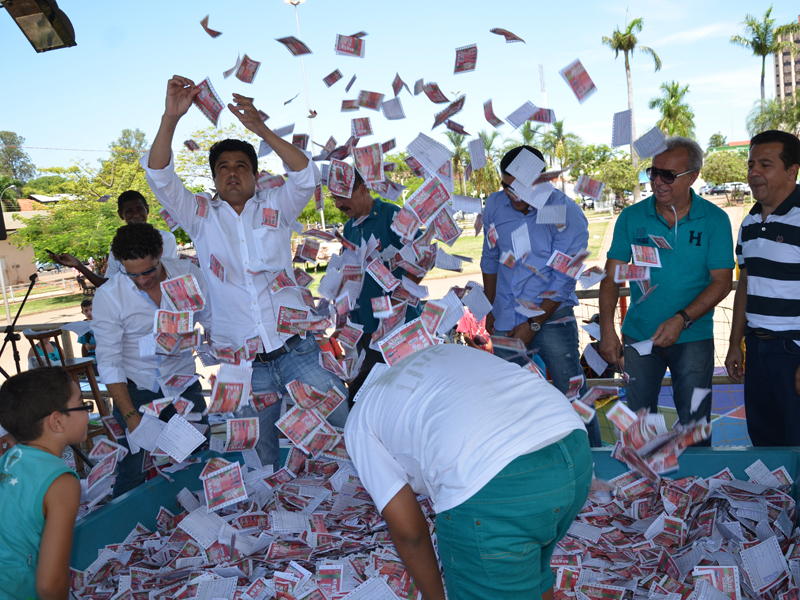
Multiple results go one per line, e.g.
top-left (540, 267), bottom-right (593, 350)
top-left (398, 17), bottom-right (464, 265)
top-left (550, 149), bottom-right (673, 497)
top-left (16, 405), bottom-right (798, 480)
top-left (93, 256), bottom-right (211, 391)
top-left (141, 150), bottom-right (318, 353)
top-left (105, 229), bottom-right (179, 279)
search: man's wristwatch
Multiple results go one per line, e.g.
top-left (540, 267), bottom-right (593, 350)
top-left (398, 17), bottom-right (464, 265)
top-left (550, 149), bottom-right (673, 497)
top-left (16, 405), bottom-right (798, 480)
top-left (528, 318), bottom-right (541, 332)
top-left (676, 310), bottom-right (693, 330)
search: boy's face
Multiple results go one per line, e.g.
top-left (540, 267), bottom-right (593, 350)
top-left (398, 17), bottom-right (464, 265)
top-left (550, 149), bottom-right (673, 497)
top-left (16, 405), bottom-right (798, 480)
top-left (81, 305), bottom-right (92, 320)
top-left (61, 382), bottom-right (89, 444)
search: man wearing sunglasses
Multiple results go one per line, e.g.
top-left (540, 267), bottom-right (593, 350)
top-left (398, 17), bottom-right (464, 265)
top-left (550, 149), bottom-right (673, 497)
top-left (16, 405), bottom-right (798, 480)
top-left (92, 222), bottom-right (212, 497)
top-left (599, 137), bottom-right (733, 435)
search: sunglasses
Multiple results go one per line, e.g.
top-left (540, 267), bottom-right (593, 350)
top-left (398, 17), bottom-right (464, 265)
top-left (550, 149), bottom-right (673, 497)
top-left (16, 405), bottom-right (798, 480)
top-left (122, 260), bottom-right (160, 279)
top-left (645, 167), bottom-right (694, 185)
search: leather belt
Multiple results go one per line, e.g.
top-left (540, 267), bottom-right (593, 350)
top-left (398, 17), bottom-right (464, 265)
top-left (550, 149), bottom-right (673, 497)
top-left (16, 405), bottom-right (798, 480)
top-left (255, 335), bottom-right (303, 363)
top-left (753, 330), bottom-right (778, 340)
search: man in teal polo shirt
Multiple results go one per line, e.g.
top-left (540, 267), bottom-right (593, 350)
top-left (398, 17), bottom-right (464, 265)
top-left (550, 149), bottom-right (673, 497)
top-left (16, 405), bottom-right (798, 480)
top-left (331, 169), bottom-right (422, 403)
top-left (598, 137), bottom-right (733, 438)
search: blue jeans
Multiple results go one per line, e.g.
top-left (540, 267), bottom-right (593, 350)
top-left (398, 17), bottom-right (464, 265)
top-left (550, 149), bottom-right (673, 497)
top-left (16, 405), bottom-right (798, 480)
top-left (622, 334), bottom-right (713, 445)
top-left (494, 306), bottom-right (602, 447)
top-left (240, 335), bottom-right (348, 472)
top-left (112, 380), bottom-right (206, 498)
top-left (744, 334), bottom-right (800, 446)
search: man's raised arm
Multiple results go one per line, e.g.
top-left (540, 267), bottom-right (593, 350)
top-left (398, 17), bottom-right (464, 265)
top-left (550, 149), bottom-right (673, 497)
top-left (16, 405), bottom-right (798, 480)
top-left (149, 76), bottom-right (200, 171)
top-left (227, 93), bottom-right (309, 172)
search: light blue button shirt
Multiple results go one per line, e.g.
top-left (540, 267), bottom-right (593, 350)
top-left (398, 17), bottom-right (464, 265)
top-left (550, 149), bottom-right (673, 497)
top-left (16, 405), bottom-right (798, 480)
top-left (480, 187), bottom-right (589, 331)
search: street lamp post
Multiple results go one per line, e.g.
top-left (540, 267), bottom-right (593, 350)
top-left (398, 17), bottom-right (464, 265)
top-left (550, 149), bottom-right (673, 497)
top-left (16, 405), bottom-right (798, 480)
top-left (284, 0), bottom-right (325, 230)
top-left (0, 185), bottom-right (17, 324)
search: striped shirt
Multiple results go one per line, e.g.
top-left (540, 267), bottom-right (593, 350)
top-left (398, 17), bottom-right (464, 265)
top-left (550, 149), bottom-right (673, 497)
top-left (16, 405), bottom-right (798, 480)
top-left (736, 185), bottom-right (800, 339)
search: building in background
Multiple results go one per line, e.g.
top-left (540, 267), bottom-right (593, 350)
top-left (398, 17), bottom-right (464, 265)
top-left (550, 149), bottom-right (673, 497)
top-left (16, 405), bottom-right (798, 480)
top-left (775, 17), bottom-right (800, 102)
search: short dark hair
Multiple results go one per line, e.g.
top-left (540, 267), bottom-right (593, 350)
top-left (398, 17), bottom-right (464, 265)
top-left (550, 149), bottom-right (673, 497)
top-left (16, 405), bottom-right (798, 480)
top-left (111, 222), bottom-right (163, 262)
top-left (750, 130), bottom-right (800, 170)
top-left (117, 190), bottom-right (149, 213)
top-left (500, 145), bottom-right (547, 175)
top-left (0, 367), bottom-right (75, 443)
top-left (209, 139), bottom-right (258, 178)
top-left (80, 299), bottom-right (92, 308)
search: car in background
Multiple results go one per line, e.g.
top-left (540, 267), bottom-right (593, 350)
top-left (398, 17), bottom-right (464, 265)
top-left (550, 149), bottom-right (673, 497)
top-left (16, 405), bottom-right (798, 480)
top-left (36, 261), bottom-right (58, 272)
top-left (698, 184), bottom-right (713, 195)
top-left (580, 196), bottom-right (595, 210)
top-left (710, 184), bottom-right (727, 195)
top-left (727, 182), bottom-right (751, 194)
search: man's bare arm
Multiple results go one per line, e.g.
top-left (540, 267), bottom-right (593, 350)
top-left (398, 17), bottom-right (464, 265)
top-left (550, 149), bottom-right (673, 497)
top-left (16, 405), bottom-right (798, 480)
top-left (50, 252), bottom-right (106, 287)
top-left (149, 76), bottom-right (200, 171)
top-left (381, 485), bottom-right (446, 600)
top-left (107, 382), bottom-right (141, 432)
top-left (725, 269), bottom-right (748, 382)
top-left (651, 268), bottom-right (732, 347)
top-left (598, 258), bottom-right (625, 363)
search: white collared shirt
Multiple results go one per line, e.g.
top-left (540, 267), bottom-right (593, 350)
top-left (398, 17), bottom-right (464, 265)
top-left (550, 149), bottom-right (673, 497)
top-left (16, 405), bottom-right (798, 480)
top-left (105, 229), bottom-right (179, 279)
top-left (141, 150), bottom-right (318, 353)
top-left (93, 256), bottom-right (211, 391)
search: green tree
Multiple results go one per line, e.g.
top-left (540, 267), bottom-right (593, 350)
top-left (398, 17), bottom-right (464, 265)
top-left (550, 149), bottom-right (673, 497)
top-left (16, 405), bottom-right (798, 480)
top-left (745, 96), bottom-right (800, 136)
top-left (23, 174), bottom-right (72, 196)
top-left (602, 17), bottom-right (662, 203)
top-left (0, 131), bottom-right (36, 183)
top-left (707, 133), bottom-right (728, 150)
top-left (570, 144), bottom-right (617, 180)
top-left (541, 121), bottom-right (581, 191)
top-left (596, 156), bottom-right (640, 199)
top-left (443, 131), bottom-right (467, 195)
top-left (107, 128), bottom-right (149, 165)
top-left (0, 174), bottom-right (22, 212)
top-left (648, 81), bottom-right (695, 137)
top-left (298, 192), bottom-right (347, 227)
top-left (501, 121), bottom-right (543, 156)
top-left (731, 5), bottom-right (800, 111)
top-left (701, 152), bottom-right (748, 202)
top-left (13, 132), bottom-right (186, 262)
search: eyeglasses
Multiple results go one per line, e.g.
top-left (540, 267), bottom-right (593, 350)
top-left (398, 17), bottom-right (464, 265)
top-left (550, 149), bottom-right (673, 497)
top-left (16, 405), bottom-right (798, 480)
top-left (60, 401), bottom-right (94, 414)
top-left (646, 167), bottom-right (694, 185)
top-left (501, 181), bottom-right (512, 189)
top-left (122, 260), bottom-right (160, 279)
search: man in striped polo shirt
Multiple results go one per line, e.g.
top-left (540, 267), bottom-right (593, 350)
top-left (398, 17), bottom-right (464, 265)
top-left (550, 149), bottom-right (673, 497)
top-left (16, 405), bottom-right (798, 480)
top-left (726, 130), bottom-right (800, 447)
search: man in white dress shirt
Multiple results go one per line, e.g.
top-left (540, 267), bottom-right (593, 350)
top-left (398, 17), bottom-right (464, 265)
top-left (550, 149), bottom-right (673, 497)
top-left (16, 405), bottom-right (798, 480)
top-left (142, 75), bottom-right (347, 471)
top-left (93, 222), bottom-right (210, 497)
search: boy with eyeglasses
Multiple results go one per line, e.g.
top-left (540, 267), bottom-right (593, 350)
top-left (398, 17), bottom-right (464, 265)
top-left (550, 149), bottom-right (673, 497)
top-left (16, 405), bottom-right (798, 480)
top-left (0, 367), bottom-right (89, 600)
top-left (599, 136), bottom-right (733, 433)
top-left (92, 222), bottom-right (212, 497)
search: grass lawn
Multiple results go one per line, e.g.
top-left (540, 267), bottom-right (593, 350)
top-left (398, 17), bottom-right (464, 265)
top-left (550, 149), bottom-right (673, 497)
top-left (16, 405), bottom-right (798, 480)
top-left (2, 293), bottom-right (85, 319)
top-left (587, 220), bottom-right (610, 259)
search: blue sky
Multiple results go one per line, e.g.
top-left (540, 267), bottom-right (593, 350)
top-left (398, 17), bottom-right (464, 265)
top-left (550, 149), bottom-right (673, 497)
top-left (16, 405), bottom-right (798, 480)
top-left (1, 1), bottom-right (797, 173)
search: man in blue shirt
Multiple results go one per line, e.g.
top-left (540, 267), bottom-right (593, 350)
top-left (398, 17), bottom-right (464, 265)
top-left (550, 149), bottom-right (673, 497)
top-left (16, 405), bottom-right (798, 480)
top-left (599, 137), bottom-right (733, 439)
top-left (332, 169), bottom-right (422, 403)
top-left (481, 145), bottom-right (601, 446)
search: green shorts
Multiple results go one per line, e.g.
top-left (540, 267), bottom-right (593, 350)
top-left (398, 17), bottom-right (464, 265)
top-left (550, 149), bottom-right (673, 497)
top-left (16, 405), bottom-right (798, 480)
top-left (435, 429), bottom-right (592, 599)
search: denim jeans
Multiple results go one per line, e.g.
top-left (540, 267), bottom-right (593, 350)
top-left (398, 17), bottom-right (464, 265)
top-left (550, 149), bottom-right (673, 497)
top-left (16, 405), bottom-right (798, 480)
top-left (494, 306), bottom-right (602, 447)
top-left (744, 334), bottom-right (800, 446)
top-left (112, 380), bottom-right (206, 498)
top-left (622, 334), bottom-right (713, 445)
top-left (239, 335), bottom-right (348, 472)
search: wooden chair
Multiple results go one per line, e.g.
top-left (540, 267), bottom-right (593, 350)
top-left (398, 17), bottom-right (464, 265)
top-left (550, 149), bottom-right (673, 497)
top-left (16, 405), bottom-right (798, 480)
top-left (76, 276), bottom-right (96, 296)
top-left (24, 328), bottom-right (110, 472)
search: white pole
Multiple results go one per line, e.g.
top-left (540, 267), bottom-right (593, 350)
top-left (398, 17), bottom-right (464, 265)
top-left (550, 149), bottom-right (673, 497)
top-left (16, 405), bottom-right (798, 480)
top-left (0, 258), bottom-right (11, 324)
top-left (293, 3), bottom-right (325, 230)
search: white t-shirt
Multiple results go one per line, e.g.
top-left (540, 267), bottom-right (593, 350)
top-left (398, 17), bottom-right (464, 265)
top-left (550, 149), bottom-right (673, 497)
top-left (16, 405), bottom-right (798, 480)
top-left (105, 229), bottom-right (178, 278)
top-left (344, 344), bottom-right (586, 514)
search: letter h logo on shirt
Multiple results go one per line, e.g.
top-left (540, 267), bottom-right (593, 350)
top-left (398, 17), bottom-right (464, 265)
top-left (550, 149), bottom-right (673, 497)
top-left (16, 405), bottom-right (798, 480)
top-left (689, 231), bottom-right (702, 246)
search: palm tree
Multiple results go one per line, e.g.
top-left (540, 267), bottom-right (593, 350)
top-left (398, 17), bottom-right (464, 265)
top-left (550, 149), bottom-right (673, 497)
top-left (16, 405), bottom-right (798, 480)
top-left (648, 81), bottom-right (695, 138)
top-left (478, 129), bottom-right (502, 195)
top-left (731, 5), bottom-right (800, 111)
top-left (745, 96), bottom-right (800, 136)
top-left (602, 17), bottom-right (661, 203)
top-left (707, 133), bottom-right (727, 150)
top-left (500, 121), bottom-right (543, 157)
top-left (443, 131), bottom-right (467, 195)
top-left (540, 121), bottom-right (580, 192)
